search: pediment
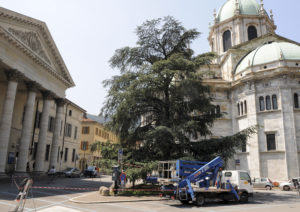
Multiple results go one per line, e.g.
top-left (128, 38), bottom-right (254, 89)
top-left (0, 7), bottom-right (74, 87)
top-left (6, 26), bottom-right (52, 65)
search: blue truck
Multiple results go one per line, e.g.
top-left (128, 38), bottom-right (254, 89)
top-left (159, 157), bottom-right (253, 206)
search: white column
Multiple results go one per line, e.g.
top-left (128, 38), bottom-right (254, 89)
top-left (0, 76), bottom-right (18, 174)
top-left (15, 83), bottom-right (38, 173)
top-left (280, 87), bottom-right (299, 179)
top-left (49, 99), bottom-right (64, 170)
top-left (34, 93), bottom-right (52, 173)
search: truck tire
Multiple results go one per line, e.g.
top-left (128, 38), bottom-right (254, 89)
top-left (194, 194), bottom-right (205, 206)
top-left (239, 192), bottom-right (248, 203)
top-left (283, 185), bottom-right (290, 191)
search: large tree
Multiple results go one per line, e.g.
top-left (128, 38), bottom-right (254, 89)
top-left (102, 16), bottom-right (254, 162)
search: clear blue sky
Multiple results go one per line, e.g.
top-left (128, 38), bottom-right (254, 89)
top-left (0, 0), bottom-right (299, 115)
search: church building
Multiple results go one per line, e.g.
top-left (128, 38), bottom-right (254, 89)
top-left (0, 7), bottom-right (85, 176)
top-left (202, 0), bottom-right (300, 181)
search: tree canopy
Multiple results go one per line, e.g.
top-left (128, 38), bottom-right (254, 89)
top-left (102, 16), bottom-right (255, 162)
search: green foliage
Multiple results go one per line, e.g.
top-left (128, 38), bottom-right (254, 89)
top-left (116, 184), bottom-right (161, 196)
top-left (91, 141), bottom-right (157, 185)
top-left (190, 126), bottom-right (257, 164)
top-left (101, 16), bottom-right (256, 165)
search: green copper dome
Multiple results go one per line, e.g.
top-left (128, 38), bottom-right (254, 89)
top-left (235, 42), bottom-right (300, 74)
top-left (217, 0), bottom-right (260, 22)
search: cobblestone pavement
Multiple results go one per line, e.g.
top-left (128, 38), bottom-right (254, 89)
top-left (0, 176), bottom-right (299, 212)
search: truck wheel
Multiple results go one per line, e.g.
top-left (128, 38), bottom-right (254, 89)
top-left (283, 186), bottom-right (290, 191)
top-left (265, 185), bottom-right (272, 190)
top-left (180, 200), bottom-right (189, 205)
top-left (194, 194), bottom-right (205, 206)
top-left (239, 192), bottom-right (248, 203)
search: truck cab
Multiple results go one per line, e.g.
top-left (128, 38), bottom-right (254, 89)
top-left (222, 170), bottom-right (253, 193)
top-left (222, 170), bottom-right (253, 201)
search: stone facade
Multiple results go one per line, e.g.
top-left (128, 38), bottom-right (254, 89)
top-left (0, 7), bottom-right (85, 175)
top-left (202, 0), bottom-right (300, 181)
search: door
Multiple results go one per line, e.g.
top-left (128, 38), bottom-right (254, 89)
top-left (253, 178), bottom-right (261, 188)
top-left (239, 172), bottom-right (253, 193)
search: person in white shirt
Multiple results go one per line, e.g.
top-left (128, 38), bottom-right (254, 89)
top-left (48, 166), bottom-right (56, 178)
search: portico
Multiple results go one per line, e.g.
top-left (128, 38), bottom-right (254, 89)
top-left (0, 7), bottom-right (75, 175)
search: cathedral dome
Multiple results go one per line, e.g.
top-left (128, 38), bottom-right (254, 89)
top-left (235, 41), bottom-right (300, 74)
top-left (217, 0), bottom-right (261, 22)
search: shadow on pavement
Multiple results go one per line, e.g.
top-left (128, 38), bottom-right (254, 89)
top-left (167, 191), bottom-right (300, 208)
top-left (0, 175), bottom-right (113, 201)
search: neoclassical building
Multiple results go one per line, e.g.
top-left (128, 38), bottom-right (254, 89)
top-left (0, 7), bottom-right (85, 175)
top-left (201, 0), bottom-right (300, 180)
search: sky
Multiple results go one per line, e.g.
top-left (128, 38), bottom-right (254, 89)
top-left (0, 0), bottom-right (299, 115)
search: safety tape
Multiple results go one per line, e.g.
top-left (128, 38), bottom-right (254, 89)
top-left (32, 186), bottom-right (98, 191)
top-left (31, 186), bottom-right (177, 192)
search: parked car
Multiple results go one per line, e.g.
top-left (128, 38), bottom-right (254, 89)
top-left (63, 168), bottom-right (81, 178)
top-left (253, 177), bottom-right (273, 190)
top-left (84, 166), bottom-right (98, 177)
top-left (279, 177), bottom-right (300, 191)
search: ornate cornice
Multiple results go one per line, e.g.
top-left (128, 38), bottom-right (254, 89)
top-left (55, 98), bottom-right (66, 107)
top-left (0, 7), bottom-right (75, 87)
top-left (25, 81), bottom-right (41, 92)
top-left (4, 69), bottom-right (24, 82)
top-left (0, 25), bottom-right (72, 87)
top-left (41, 90), bottom-right (55, 100)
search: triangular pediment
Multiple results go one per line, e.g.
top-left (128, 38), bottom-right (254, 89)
top-left (0, 7), bottom-right (75, 87)
top-left (6, 26), bottom-right (52, 65)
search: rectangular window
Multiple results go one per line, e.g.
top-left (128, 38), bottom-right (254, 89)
top-left (96, 128), bottom-right (98, 136)
top-left (64, 148), bottom-right (68, 161)
top-left (82, 126), bottom-right (90, 134)
top-left (72, 149), bottom-right (76, 162)
top-left (74, 126), bottom-right (78, 139)
top-left (266, 133), bottom-right (276, 151)
top-left (65, 123), bottom-right (72, 137)
top-left (81, 141), bottom-right (89, 150)
top-left (45, 144), bottom-right (50, 161)
top-left (57, 146), bottom-right (60, 162)
top-left (35, 112), bottom-right (42, 128)
top-left (241, 142), bottom-right (246, 152)
top-left (48, 116), bottom-right (55, 132)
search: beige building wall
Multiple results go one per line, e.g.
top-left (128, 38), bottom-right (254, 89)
top-left (79, 116), bottom-right (119, 171)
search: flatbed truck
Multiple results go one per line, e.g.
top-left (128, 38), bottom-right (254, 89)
top-left (160, 156), bottom-right (253, 206)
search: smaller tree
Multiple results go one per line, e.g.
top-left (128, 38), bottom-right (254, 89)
top-left (91, 141), bottom-right (157, 187)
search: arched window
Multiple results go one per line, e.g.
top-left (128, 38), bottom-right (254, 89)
top-left (237, 103), bottom-right (240, 116)
top-left (223, 30), bottom-right (232, 52)
top-left (216, 105), bottom-right (221, 117)
top-left (294, 93), bottom-right (299, 108)
top-left (259, 96), bottom-right (265, 111)
top-left (244, 100), bottom-right (247, 114)
top-left (241, 102), bottom-right (244, 115)
top-left (272, 95), bottom-right (278, 110)
top-left (266, 95), bottom-right (271, 110)
top-left (248, 25), bottom-right (258, 41)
